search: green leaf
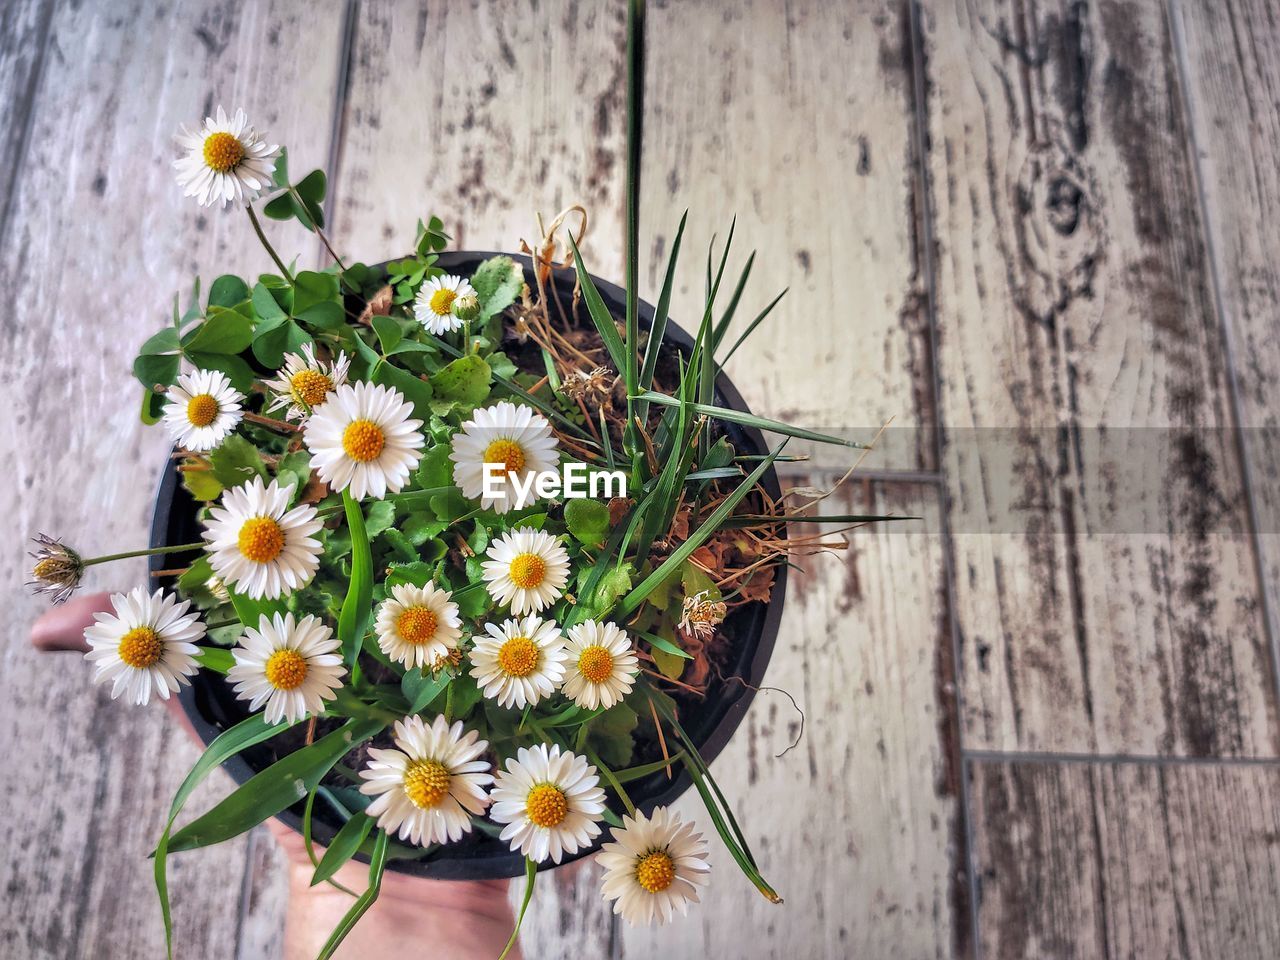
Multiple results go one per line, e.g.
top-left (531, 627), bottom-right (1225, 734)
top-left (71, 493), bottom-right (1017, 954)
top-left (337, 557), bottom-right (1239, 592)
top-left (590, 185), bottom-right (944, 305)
top-left (469, 255), bottom-right (524, 320)
top-left (167, 718), bottom-right (384, 853)
top-left (431, 354), bottom-right (491, 406)
top-left (586, 703), bottom-right (638, 768)
top-left (140, 327), bottom-right (181, 355)
top-left (133, 353), bottom-right (180, 390)
top-left (636, 392), bottom-right (867, 449)
top-left (154, 713), bottom-right (299, 957)
top-left (263, 191), bottom-right (293, 221)
top-left (564, 498), bottom-right (610, 547)
top-left (364, 499), bottom-right (396, 538)
top-left (316, 830), bottom-right (389, 960)
top-left (569, 235), bottom-right (626, 373)
top-left (311, 813), bottom-right (374, 887)
top-left (372, 315), bottom-right (403, 354)
top-left (194, 647), bottom-right (235, 674)
top-left (181, 467), bottom-right (223, 502)
top-left (497, 858), bottom-right (538, 960)
top-left (183, 307), bottom-right (254, 355)
top-left (209, 435), bottom-right (268, 488)
top-left (186, 352), bottom-right (256, 393)
top-left (275, 450), bottom-right (313, 498)
top-left (251, 281), bottom-right (287, 320)
top-left (338, 491), bottom-right (374, 666)
top-left (293, 271), bottom-right (341, 317)
top-left (640, 629), bottom-right (693, 660)
top-left (141, 387), bottom-right (166, 425)
top-left (386, 561), bottom-right (436, 589)
top-left (208, 275), bottom-right (250, 308)
top-left (402, 669), bottom-right (450, 714)
top-left (252, 316), bottom-right (310, 368)
top-left (227, 588), bottom-right (285, 631)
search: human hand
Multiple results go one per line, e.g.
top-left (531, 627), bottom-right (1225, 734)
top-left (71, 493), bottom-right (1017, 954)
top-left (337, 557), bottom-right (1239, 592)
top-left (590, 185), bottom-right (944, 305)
top-left (31, 593), bottom-right (523, 960)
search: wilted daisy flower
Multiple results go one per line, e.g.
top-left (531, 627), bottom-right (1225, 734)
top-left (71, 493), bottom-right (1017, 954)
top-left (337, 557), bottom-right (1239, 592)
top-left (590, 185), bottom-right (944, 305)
top-left (173, 106), bottom-right (281, 208)
top-left (264, 343), bottom-right (351, 422)
top-left (413, 274), bottom-right (477, 335)
top-left (489, 744), bottom-right (607, 864)
top-left (26, 534), bottom-right (84, 603)
top-left (374, 582), bottom-right (462, 670)
top-left (202, 477), bottom-right (322, 600)
top-left (303, 381), bottom-right (425, 500)
top-left (469, 615), bottom-right (567, 709)
top-left (359, 715), bottom-right (492, 846)
top-left (162, 368), bottom-right (245, 452)
top-left (449, 401), bottom-right (560, 513)
top-left (598, 806), bottom-right (711, 926)
top-left (679, 590), bottom-right (727, 640)
top-left (481, 527), bottom-right (571, 615)
top-left (83, 587), bottom-right (205, 706)
top-left (227, 612), bottom-right (345, 725)
top-left (562, 620), bottom-right (639, 710)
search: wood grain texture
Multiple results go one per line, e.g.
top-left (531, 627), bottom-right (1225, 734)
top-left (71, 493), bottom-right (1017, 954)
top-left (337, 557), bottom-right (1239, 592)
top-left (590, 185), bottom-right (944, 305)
top-left (331, 0), bottom-right (628, 281)
top-left (0, 0), bottom-right (54, 240)
top-left (619, 482), bottom-right (966, 960)
top-left (636, 0), bottom-right (934, 472)
top-left (923, 0), bottom-right (1278, 756)
top-left (1173, 0), bottom-right (1280, 704)
top-left (0, 1), bottom-right (346, 955)
top-left (970, 758), bottom-right (1280, 959)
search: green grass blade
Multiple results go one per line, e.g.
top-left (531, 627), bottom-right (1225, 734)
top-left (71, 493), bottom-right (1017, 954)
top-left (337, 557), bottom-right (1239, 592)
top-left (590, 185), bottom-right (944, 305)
top-left (710, 250), bottom-right (755, 352)
top-left (720, 287), bottom-right (787, 365)
top-left (497, 858), bottom-right (539, 960)
top-left (636, 391), bottom-right (868, 448)
top-left (312, 811), bottom-right (375, 887)
top-left (338, 491), bottom-right (373, 667)
top-left (620, 441), bottom-right (786, 616)
top-left (154, 714), bottom-right (298, 958)
top-left (317, 829), bottom-right (390, 960)
top-left (167, 717), bottom-right (384, 852)
top-left (638, 209), bottom-right (688, 419)
top-left (569, 234), bottom-right (626, 374)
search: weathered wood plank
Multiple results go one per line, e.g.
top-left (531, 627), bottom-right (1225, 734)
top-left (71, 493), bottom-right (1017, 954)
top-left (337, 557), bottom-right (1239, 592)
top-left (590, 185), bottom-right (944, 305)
top-left (619, 482), bottom-right (966, 960)
top-left (970, 758), bottom-right (1280, 959)
top-left (0, 0), bottom-right (346, 955)
top-left (1173, 0), bottom-right (1280, 701)
top-left (331, 3), bottom-right (630, 953)
top-left (0, 0), bottom-right (54, 239)
top-left (637, 0), bottom-right (935, 472)
top-left (923, 0), bottom-right (1277, 755)
top-left (332, 0), bottom-right (628, 282)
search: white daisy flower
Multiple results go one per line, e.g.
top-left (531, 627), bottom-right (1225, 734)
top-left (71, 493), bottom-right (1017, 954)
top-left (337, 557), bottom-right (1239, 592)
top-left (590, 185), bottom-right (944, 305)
top-left (562, 620), bottom-right (640, 710)
top-left (263, 343), bottom-right (351, 422)
top-left (481, 527), bottom-right (571, 615)
top-left (303, 381), bottom-right (426, 500)
top-left (173, 106), bottom-right (281, 208)
top-left (489, 743), bottom-right (607, 864)
top-left (83, 587), bottom-right (205, 706)
top-left (201, 477), bottom-right (323, 600)
top-left (449, 401), bottom-right (560, 514)
top-left (227, 612), bottom-right (346, 725)
top-left (469, 614), bottom-right (568, 709)
top-left (597, 806), bottom-right (711, 926)
top-left (414, 274), bottom-right (477, 335)
top-left (358, 714), bottom-right (493, 846)
top-left (162, 368), bottom-right (244, 452)
top-left (374, 582), bottom-right (463, 670)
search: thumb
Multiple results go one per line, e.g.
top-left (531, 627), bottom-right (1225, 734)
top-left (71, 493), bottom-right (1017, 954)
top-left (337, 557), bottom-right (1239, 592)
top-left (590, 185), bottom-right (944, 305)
top-left (29, 591), bottom-right (113, 653)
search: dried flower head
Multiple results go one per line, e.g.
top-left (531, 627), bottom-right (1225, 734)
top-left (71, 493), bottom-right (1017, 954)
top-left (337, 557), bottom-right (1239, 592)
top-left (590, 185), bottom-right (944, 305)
top-left (679, 590), bottom-right (726, 640)
top-left (560, 365), bottom-right (613, 404)
top-left (27, 534), bottom-right (85, 604)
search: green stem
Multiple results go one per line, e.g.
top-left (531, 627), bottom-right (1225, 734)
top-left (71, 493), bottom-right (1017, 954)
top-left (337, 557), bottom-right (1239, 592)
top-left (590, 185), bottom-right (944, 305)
top-left (83, 542), bottom-right (204, 567)
top-left (246, 205), bottom-right (294, 284)
top-left (586, 746), bottom-right (636, 815)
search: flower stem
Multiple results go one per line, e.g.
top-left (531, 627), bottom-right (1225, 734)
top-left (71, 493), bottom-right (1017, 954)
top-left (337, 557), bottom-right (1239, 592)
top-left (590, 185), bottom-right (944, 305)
top-left (246, 205), bottom-right (294, 284)
top-left (83, 542), bottom-right (204, 567)
top-left (242, 410), bottom-right (302, 433)
top-left (289, 186), bottom-right (347, 270)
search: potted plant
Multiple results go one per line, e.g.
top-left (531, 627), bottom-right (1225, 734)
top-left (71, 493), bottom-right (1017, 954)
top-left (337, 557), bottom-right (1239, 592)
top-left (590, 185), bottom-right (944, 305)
top-left (26, 6), bottom-right (884, 958)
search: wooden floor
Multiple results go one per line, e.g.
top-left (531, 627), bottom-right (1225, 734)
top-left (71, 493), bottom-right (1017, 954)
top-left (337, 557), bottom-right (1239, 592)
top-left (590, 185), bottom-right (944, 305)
top-left (2, 1), bottom-right (1279, 957)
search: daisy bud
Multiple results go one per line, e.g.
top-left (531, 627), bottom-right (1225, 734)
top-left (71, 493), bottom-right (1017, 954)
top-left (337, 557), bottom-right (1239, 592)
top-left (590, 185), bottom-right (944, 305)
top-left (27, 534), bottom-right (85, 604)
top-left (453, 291), bottom-right (481, 323)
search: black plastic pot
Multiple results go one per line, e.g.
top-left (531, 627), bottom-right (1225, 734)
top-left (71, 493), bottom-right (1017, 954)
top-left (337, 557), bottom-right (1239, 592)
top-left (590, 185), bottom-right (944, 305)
top-left (150, 251), bottom-right (786, 880)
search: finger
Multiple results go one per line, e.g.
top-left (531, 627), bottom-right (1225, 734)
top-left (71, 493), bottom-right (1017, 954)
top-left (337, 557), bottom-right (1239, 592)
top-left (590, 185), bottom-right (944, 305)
top-left (30, 591), bottom-right (114, 652)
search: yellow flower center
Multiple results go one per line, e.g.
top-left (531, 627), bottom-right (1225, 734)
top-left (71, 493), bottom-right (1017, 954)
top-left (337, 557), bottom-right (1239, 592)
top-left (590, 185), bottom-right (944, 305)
top-left (483, 439), bottom-right (526, 476)
top-left (403, 759), bottom-right (451, 809)
top-left (238, 517), bottom-right (285, 564)
top-left (118, 626), bottom-right (163, 669)
top-left (290, 369), bottom-right (333, 407)
top-left (508, 553), bottom-right (546, 590)
top-left (202, 131), bottom-right (245, 173)
top-left (525, 783), bottom-right (569, 828)
top-left (342, 419), bottom-right (385, 462)
top-left (187, 393), bottom-right (219, 427)
top-left (577, 645), bottom-right (615, 684)
top-left (429, 288), bottom-right (458, 316)
top-left (497, 636), bottom-right (539, 678)
top-left (263, 648), bottom-right (309, 690)
top-left (33, 556), bottom-right (72, 581)
top-left (396, 606), bottom-right (439, 645)
top-left (636, 851), bottom-right (676, 894)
